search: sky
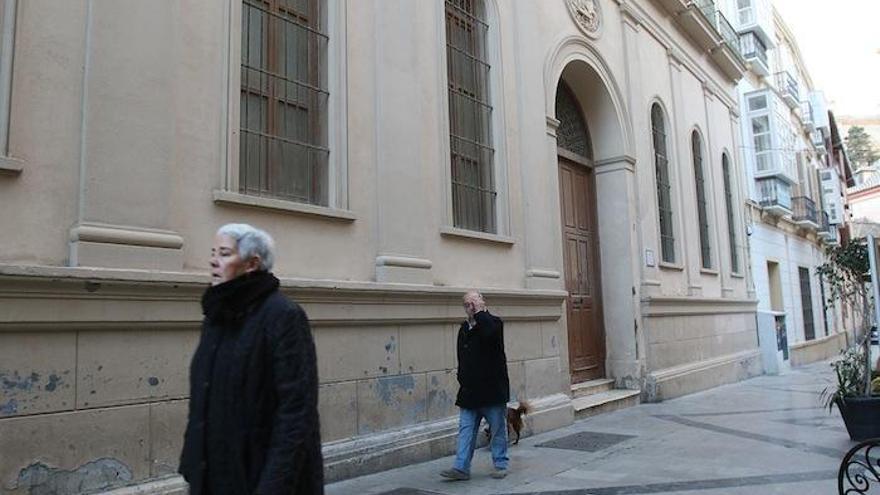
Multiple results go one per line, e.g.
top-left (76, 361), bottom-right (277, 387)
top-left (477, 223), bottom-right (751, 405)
top-left (772, 0), bottom-right (880, 119)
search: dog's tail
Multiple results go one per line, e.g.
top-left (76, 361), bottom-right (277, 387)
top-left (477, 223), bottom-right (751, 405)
top-left (515, 400), bottom-right (531, 415)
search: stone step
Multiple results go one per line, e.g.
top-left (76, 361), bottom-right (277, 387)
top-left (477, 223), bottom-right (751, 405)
top-left (570, 378), bottom-right (615, 399)
top-left (572, 389), bottom-right (641, 420)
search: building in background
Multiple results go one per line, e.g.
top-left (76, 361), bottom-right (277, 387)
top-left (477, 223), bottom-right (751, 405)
top-left (1, 0), bottom-right (761, 492)
top-left (730, 0), bottom-right (851, 371)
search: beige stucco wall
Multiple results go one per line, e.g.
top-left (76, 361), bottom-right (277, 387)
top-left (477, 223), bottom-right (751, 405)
top-left (0, 0), bottom-right (759, 492)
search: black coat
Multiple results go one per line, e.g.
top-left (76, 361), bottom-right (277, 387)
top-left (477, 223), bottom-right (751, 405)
top-left (179, 272), bottom-right (323, 495)
top-left (455, 310), bottom-right (510, 409)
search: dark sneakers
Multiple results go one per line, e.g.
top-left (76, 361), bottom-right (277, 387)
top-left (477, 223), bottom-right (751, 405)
top-left (439, 468), bottom-right (470, 480)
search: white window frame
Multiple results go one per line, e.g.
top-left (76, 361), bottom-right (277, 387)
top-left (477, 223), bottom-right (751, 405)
top-left (218, 0), bottom-right (349, 216)
top-left (437, 0), bottom-right (511, 238)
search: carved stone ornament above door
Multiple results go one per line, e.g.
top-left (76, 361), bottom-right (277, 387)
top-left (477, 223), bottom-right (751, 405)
top-left (566, 0), bottom-right (602, 39)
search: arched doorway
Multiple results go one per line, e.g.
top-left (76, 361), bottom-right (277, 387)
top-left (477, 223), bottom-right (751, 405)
top-left (556, 81), bottom-right (605, 383)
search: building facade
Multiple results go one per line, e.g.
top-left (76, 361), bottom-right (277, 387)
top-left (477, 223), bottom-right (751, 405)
top-left (0, 0), bottom-right (760, 492)
top-left (731, 0), bottom-right (849, 370)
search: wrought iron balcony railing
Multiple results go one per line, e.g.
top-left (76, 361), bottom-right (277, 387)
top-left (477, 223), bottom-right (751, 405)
top-left (792, 196), bottom-right (817, 226)
top-left (739, 31), bottom-right (768, 68)
top-left (692, 1), bottom-right (744, 62)
top-left (774, 71), bottom-right (800, 106)
top-left (818, 211), bottom-right (830, 233)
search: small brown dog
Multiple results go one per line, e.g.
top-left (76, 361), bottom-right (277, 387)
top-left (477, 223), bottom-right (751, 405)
top-left (484, 401), bottom-right (531, 445)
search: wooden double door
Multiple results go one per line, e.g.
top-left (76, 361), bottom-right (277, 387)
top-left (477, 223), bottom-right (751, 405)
top-left (558, 157), bottom-right (606, 383)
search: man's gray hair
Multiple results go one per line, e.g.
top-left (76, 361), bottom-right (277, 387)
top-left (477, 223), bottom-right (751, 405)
top-left (217, 223), bottom-right (275, 271)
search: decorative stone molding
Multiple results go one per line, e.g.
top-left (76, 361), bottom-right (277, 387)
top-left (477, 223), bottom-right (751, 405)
top-left (68, 222), bottom-right (185, 271)
top-left (565, 0), bottom-right (602, 39)
top-left (641, 295), bottom-right (758, 316)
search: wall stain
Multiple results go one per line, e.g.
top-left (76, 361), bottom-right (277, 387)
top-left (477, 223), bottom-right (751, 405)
top-left (0, 398), bottom-right (18, 415)
top-left (45, 374), bottom-right (62, 392)
top-left (375, 375), bottom-right (415, 405)
top-left (384, 335), bottom-right (397, 354)
top-left (15, 458), bottom-right (133, 495)
top-left (147, 377), bottom-right (160, 386)
top-left (1, 371), bottom-right (41, 391)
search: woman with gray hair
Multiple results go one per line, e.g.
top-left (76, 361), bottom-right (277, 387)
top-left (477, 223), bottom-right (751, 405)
top-left (179, 223), bottom-right (323, 495)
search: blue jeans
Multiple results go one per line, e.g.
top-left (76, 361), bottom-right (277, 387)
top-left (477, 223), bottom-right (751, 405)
top-left (453, 404), bottom-right (509, 473)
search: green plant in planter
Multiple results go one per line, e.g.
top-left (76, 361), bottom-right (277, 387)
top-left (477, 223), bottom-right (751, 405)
top-left (821, 345), bottom-right (870, 411)
top-left (816, 239), bottom-right (875, 402)
top-left (817, 238), bottom-right (880, 440)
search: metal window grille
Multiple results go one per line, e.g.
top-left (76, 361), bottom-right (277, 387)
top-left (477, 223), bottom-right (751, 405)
top-left (722, 155), bottom-right (740, 273)
top-left (692, 132), bottom-right (711, 269)
top-left (446, 0), bottom-right (496, 233)
top-left (798, 267), bottom-right (815, 341)
top-left (651, 104), bottom-right (675, 263)
top-left (240, 0), bottom-right (329, 205)
top-left (556, 83), bottom-right (592, 159)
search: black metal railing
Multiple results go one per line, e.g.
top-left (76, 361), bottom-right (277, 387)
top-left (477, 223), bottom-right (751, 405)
top-left (775, 70), bottom-right (799, 102)
top-left (837, 437), bottom-right (880, 494)
top-left (739, 31), bottom-right (767, 67)
top-left (792, 196), bottom-right (817, 224)
top-left (693, 1), bottom-right (744, 61)
top-left (819, 211), bottom-right (830, 233)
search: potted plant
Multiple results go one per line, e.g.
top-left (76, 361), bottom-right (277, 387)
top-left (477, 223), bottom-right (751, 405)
top-left (817, 238), bottom-right (880, 441)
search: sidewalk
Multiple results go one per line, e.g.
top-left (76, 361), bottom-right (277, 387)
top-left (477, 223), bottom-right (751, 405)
top-left (327, 361), bottom-right (853, 495)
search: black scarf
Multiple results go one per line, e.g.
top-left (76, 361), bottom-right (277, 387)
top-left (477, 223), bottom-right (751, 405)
top-left (201, 270), bottom-right (280, 325)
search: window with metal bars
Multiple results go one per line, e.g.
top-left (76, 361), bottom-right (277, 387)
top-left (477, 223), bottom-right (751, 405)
top-left (798, 266), bottom-right (815, 341)
top-left (445, 0), bottom-right (496, 233)
top-left (240, 0), bottom-right (329, 206)
top-left (692, 131), bottom-right (711, 269)
top-left (722, 153), bottom-right (740, 273)
top-left (651, 104), bottom-right (675, 263)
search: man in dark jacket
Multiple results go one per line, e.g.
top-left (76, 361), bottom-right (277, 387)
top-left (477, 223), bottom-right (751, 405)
top-left (179, 223), bottom-right (323, 495)
top-left (440, 290), bottom-right (510, 480)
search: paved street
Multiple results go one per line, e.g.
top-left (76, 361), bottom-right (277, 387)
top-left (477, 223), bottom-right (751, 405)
top-left (327, 361), bottom-right (854, 495)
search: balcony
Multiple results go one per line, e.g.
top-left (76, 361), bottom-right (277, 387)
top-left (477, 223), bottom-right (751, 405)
top-left (678, 1), bottom-right (747, 79)
top-left (818, 211), bottom-right (832, 240)
top-left (811, 130), bottom-right (827, 154)
top-left (774, 71), bottom-right (800, 108)
top-left (753, 148), bottom-right (799, 184)
top-left (791, 196), bottom-right (818, 229)
top-left (736, 0), bottom-right (774, 48)
top-left (757, 177), bottom-right (792, 216)
top-left (800, 100), bottom-right (815, 131)
top-left (740, 32), bottom-right (769, 76)
top-left (828, 227), bottom-right (840, 245)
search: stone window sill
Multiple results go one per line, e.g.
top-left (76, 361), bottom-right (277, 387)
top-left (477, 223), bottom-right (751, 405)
top-left (213, 190), bottom-right (356, 222)
top-left (0, 155), bottom-right (23, 176)
top-left (440, 226), bottom-right (514, 246)
top-left (700, 268), bottom-right (719, 276)
top-left (659, 261), bottom-right (685, 271)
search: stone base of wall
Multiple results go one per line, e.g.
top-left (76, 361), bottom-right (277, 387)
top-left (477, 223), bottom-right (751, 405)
top-left (644, 349), bottom-right (763, 402)
top-left (92, 394), bottom-right (573, 493)
top-left (790, 332), bottom-right (847, 367)
top-left (0, 266), bottom-right (569, 494)
top-left (95, 476), bottom-right (187, 495)
top-left (323, 392), bottom-right (572, 482)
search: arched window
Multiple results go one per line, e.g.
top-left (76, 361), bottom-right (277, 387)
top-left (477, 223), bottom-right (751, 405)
top-left (692, 131), bottom-right (711, 269)
top-left (651, 104), bottom-right (675, 263)
top-left (556, 82), bottom-right (592, 160)
top-left (722, 153), bottom-right (740, 273)
top-left (446, 0), bottom-right (496, 233)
